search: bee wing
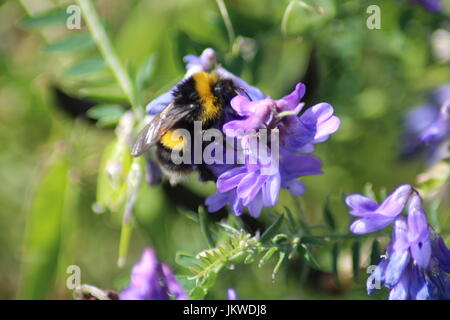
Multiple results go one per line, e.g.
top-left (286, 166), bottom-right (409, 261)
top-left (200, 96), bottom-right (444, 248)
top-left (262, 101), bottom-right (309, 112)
top-left (131, 103), bottom-right (193, 157)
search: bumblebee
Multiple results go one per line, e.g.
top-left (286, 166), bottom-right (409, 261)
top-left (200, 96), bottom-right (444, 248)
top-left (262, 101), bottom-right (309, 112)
top-left (131, 71), bottom-right (238, 182)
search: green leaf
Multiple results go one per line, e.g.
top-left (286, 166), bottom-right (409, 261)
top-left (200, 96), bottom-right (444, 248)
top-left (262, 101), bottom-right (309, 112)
top-left (323, 197), bottom-right (336, 231)
top-left (199, 206), bottom-right (215, 248)
top-left (184, 230), bottom-right (259, 296)
top-left (258, 247), bottom-right (277, 268)
top-left (136, 54), bottom-right (156, 91)
top-left (20, 8), bottom-right (67, 28)
top-left (283, 206), bottom-right (298, 232)
top-left (189, 286), bottom-right (208, 300)
top-left (351, 241), bottom-right (360, 279)
top-left (64, 57), bottom-right (106, 76)
top-left (176, 253), bottom-right (198, 269)
top-left (45, 34), bottom-right (94, 52)
top-left (260, 214), bottom-right (284, 244)
top-left (87, 104), bottom-right (125, 127)
top-left (299, 244), bottom-right (320, 268)
top-left (18, 152), bottom-right (70, 299)
top-left (272, 251), bottom-right (286, 281)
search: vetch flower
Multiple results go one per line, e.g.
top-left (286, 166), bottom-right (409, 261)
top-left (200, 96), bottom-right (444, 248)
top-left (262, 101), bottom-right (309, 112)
top-left (403, 83), bottom-right (450, 164)
top-left (347, 185), bottom-right (450, 299)
top-left (206, 84), bottom-right (338, 217)
top-left (120, 248), bottom-right (187, 300)
top-left (140, 49), bottom-right (339, 217)
top-left (346, 184), bottom-right (412, 234)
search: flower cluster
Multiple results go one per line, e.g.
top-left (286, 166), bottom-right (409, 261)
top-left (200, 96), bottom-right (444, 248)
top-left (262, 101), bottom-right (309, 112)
top-left (205, 84), bottom-right (340, 217)
top-left (120, 248), bottom-right (187, 300)
top-left (346, 185), bottom-right (450, 299)
top-left (403, 83), bottom-right (450, 164)
top-left (145, 48), bottom-right (340, 217)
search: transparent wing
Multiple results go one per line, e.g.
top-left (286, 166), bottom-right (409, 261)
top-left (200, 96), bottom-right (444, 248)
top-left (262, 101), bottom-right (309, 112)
top-left (131, 103), bottom-right (193, 157)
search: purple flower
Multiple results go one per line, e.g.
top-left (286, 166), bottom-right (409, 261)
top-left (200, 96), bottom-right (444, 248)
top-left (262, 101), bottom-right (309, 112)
top-left (120, 248), bottom-right (187, 300)
top-left (348, 185), bottom-right (450, 299)
top-left (411, 0), bottom-right (443, 12)
top-left (206, 84), bottom-right (338, 217)
top-left (227, 288), bottom-right (238, 300)
top-left (403, 83), bottom-right (450, 164)
top-left (346, 184), bottom-right (412, 234)
top-left (420, 103), bottom-right (450, 144)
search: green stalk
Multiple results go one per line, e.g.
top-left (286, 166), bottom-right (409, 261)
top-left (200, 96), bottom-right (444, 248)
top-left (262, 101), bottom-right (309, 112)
top-left (77, 0), bottom-right (143, 119)
top-left (215, 0), bottom-right (235, 48)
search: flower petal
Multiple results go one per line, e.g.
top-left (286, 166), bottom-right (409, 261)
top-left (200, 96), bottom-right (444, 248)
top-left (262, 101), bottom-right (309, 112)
top-left (282, 179), bottom-right (306, 197)
top-left (205, 191), bottom-right (230, 212)
top-left (280, 154), bottom-right (323, 181)
top-left (161, 264), bottom-right (188, 300)
top-left (385, 249), bottom-right (410, 288)
top-left (350, 215), bottom-right (395, 234)
top-left (378, 184), bottom-right (412, 217)
top-left (261, 174), bottom-right (281, 206)
top-left (276, 83), bottom-right (306, 111)
top-left (247, 191), bottom-right (264, 218)
top-left (345, 194), bottom-right (379, 217)
top-left (407, 193), bottom-right (431, 269)
top-left (217, 166), bottom-right (248, 192)
top-left (388, 270), bottom-right (410, 300)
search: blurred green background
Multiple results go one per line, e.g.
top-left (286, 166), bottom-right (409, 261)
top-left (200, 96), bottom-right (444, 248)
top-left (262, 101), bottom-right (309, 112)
top-left (0, 0), bottom-right (449, 299)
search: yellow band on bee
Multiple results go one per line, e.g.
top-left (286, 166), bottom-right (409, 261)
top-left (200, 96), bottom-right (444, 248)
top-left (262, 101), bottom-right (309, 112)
top-left (192, 72), bottom-right (220, 122)
top-left (160, 129), bottom-right (185, 150)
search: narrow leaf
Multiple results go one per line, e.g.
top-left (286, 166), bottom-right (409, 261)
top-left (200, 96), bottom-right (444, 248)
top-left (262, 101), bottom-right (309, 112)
top-left (175, 253), bottom-right (198, 269)
top-left (64, 57), bottom-right (106, 76)
top-left (18, 153), bottom-right (70, 299)
top-left (45, 34), bottom-right (94, 52)
top-left (136, 54), bottom-right (156, 91)
top-left (87, 104), bottom-right (125, 127)
top-left (258, 247), bottom-right (277, 268)
top-left (260, 214), bottom-right (284, 244)
top-left (272, 251), bottom-right (286, 281)
top-left (20, 8), bottom-right (67, 28)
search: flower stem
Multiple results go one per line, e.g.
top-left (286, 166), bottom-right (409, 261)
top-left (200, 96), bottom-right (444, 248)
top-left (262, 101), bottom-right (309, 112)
top-left (77, 0), bottom-right (143, 119)
top-left (215, 0), bottom-right (235, 49)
